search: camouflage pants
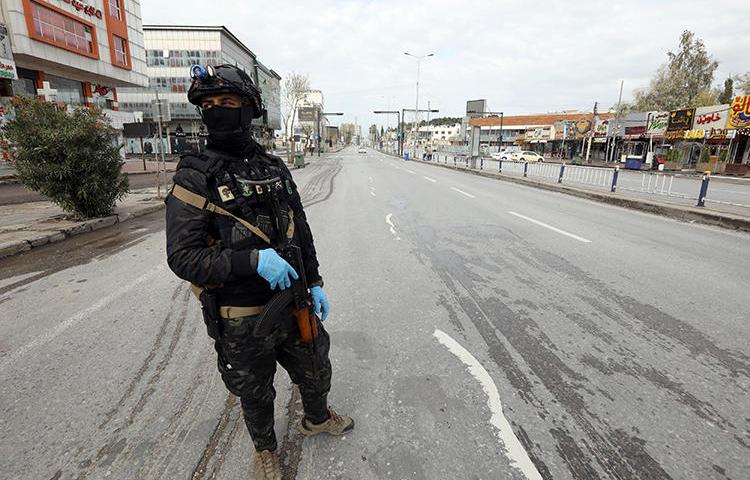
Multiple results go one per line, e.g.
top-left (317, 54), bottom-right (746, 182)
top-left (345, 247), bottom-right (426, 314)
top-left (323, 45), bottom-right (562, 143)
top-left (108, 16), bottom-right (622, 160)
top-left (214, 311), bottom-right (332, 452)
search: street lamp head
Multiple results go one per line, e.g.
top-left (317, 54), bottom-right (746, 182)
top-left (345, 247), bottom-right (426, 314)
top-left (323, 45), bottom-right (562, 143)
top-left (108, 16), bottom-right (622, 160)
top-left (427, 53), bottom-right (434, 57)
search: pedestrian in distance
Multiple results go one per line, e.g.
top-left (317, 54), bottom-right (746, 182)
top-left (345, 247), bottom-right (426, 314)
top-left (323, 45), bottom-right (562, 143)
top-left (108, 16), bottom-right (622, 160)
top-left (164, 63), bottom-right (353, 480)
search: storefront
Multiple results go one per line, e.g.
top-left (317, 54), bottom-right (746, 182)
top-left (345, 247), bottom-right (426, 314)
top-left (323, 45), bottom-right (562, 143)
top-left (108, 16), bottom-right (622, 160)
top-left (726, 96), bottom-right (750, 175)
top-left (3, 0), bottom-right (147, 114)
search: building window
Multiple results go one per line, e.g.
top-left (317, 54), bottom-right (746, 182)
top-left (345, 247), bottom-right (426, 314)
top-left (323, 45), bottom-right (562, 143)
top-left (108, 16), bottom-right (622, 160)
top-left (46, 74), bottom-right (84, 105)
top-left (112, 35), bottom-right (128, 66)
top-left (108, 0), bottom-right (121, 20)
top-left (30, 1), bottom-right (95, 55)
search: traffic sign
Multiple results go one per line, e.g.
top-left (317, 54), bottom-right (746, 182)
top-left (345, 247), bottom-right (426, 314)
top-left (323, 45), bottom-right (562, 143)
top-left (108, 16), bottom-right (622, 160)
top-left (151, 99), bottom-right (171, 122)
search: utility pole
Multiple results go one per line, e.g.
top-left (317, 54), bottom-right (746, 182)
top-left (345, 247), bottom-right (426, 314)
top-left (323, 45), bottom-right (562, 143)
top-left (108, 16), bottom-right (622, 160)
top-left (586, 101), bottom-right (597, 163)
top-left (154, 89), bottom-right (166, 197)
top-left (404, 52), bottom-right (434, 158)
top-left (608, 80), bottom-right (624, 163)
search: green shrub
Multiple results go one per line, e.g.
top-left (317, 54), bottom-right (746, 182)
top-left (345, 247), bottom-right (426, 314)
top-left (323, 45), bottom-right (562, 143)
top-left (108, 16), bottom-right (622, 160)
top-left (718, 149), bottom-right (728, 162)
top-left (700, 148), bottom-right (711, 163)
top-left (3, 96), bottom-right (128, 218)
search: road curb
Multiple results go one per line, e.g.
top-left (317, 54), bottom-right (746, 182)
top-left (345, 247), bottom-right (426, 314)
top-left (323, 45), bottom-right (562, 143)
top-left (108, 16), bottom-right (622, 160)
top-left (413, 159), bottom-right (750, 233)
top-left (0, 201), bottom-right (165, 260)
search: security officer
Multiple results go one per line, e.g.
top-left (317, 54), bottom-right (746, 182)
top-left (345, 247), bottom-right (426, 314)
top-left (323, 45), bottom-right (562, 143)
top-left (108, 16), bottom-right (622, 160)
top-left (165, 64), bottom-right (353, 479)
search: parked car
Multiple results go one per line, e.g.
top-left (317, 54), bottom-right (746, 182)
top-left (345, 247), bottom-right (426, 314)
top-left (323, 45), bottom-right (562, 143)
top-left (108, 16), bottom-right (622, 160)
top-left (358, 147), bottom-right (367, 154)
top-left (491, 147), bottom-right (520, 160)
top-left (511, 151), bottom-right (545, 162)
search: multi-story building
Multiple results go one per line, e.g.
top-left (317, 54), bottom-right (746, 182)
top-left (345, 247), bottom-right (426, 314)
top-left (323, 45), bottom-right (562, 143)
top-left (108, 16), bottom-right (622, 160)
top-left (118, 25), bottom-right (281, 154)
top-left (0, 0), bottom-right (147, 117)
top-left (413, 123), bottom-right (462, 147)
top-left (288, 89), bottom-right (334, 150)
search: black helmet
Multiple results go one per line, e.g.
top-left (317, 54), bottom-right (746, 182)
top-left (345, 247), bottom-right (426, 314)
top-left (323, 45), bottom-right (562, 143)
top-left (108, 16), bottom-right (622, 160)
top-left (187, 64), bottom-right (263, 119)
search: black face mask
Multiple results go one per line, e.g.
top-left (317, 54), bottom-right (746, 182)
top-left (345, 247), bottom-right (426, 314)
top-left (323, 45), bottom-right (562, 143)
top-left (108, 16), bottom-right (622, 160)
top-left (202, 106), bottom-right (252, 151)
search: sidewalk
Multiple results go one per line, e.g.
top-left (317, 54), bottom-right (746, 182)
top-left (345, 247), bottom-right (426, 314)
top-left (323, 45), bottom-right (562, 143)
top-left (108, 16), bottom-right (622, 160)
top-left (0, 188), bottom-right (165, 259)
top-left (122, 159), bottom-right (178, 174)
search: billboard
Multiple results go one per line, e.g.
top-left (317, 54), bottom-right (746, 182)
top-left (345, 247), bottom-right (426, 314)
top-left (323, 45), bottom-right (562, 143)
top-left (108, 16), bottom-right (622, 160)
top-left (667, 108), bottom-right (695, 132)
top-left (297, 107), bottom-right (317, 122)
top-left (466, 99), bottom-right (486, 117)
top-left (646, 111), bottom-right (669, 136)
top-left (694, 105), bottom-right (729, 131)
top-left (0, 23), bottom-right (17, 80)
top-left (151, 99), bottom-right (171, 122)
top-left (726, 96), bottom-right (750, 129)
top-left (594, 117), bottom-right (610, 136)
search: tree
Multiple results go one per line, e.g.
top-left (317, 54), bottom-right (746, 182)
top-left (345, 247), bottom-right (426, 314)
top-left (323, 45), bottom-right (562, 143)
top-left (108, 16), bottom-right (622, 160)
top-left (340, 123), bottom-right (355, 144)
top-left (281, 72), bottom-right (310, 160)
top-left (631, 30), bottom-right (719, 111)
top-left (734, 72), bottom-right (750, 95)
top-left (718, 76), bottom-right (734, 104)
top-left (3, 96), bottom-right (128, 218)
top-left (368, 124), bottom-right (378, 143)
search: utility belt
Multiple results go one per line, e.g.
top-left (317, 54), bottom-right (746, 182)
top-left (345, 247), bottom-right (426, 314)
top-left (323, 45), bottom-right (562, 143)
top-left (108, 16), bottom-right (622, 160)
top-left (190, 284), bottom-right (266, 340)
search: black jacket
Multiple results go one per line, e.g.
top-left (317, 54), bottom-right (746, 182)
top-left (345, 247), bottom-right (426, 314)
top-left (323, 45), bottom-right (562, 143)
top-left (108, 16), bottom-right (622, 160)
top-left (165, 143), bottom-right (322, 307)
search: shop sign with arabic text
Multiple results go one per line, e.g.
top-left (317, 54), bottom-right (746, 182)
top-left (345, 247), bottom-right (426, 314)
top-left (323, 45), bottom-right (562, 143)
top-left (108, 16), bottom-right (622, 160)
top-left (726, 96), bottom-right (750, 129)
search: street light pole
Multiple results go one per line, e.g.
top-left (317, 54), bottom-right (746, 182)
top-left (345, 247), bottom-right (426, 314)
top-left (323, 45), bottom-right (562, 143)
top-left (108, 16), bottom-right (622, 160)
top-left (402, 108), bottom-right (439, 158)
top-left (317, 111), bottom-right (343, 156)
top-left (404, 52), bottom-right (433, 158)
top-left (374, 110), bottom-right (401, 155)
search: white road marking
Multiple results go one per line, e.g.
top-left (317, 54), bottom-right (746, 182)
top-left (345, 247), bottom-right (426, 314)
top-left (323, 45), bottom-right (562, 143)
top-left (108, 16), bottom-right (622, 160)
top-left (508, 211), bottom-right (592, 243)
top-left (423, 176), bottom-right (437, 183)
top-left (406, 169), bottom-right (416, 174)
top-left (450, 186), bottom-right (476, 198)
top-left (370, 191), bottom-right (377, 197)
top-left (385, 213), bottom-right (401, 240)
top-left (0, 266), bottom-right (166, 372)
top-left (433, 329), bottom-right (543, 480)
top-left (0, 271), bottom-right (44, 290)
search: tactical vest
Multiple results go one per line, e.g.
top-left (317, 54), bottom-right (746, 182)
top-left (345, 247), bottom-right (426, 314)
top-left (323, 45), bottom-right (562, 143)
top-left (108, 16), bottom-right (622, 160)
top-left (169, 148), bottom-right (297, 314)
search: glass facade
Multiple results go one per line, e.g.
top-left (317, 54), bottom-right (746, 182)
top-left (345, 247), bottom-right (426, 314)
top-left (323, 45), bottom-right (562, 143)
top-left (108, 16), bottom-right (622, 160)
top-left (45, 74), bottom-right (84, 105)
top-left (30, 2), bottom-right (94, 55)
top-left (146, 50), bottom-right (221, 67)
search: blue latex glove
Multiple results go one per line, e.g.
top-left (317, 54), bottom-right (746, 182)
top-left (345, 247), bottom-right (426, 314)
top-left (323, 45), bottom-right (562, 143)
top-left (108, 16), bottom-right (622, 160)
top-left (257, 248), bottom-right (298, 290)
top-left (310, 286), bottom-right (330, 321)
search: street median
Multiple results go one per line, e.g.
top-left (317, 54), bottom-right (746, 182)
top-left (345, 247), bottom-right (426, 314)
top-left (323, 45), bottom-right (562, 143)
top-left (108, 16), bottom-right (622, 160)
top-left (413, 159), bottom-right (750, 233)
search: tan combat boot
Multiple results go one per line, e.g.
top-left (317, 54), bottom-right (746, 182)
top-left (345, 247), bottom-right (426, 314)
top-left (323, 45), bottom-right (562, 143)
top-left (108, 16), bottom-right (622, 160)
top-left (299, 407), bottom-right (355, 437)
top-left (254, 449), bottom-right (281, 480)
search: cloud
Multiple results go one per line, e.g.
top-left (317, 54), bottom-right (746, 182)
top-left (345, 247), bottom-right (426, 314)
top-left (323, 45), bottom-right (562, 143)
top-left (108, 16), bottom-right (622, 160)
top-left (142, 0), bottom-right (748, 128)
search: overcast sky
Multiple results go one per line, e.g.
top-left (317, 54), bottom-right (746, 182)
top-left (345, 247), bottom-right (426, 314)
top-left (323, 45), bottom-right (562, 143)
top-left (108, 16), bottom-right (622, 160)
top-left (143, 0), bottom-right (748, 129)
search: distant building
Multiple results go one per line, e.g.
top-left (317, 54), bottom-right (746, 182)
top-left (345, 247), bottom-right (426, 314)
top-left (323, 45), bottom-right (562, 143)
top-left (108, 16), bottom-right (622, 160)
top-left (469, 112), bottom-right (613, 158)
top-left (118, 25), bottom-right (281, 154)
top-left (413, 123), bottom-right (462, 147)
top-left (0, 0), bottom-right (147, 113)
top-left (289, 89), bottom-right (336, 148)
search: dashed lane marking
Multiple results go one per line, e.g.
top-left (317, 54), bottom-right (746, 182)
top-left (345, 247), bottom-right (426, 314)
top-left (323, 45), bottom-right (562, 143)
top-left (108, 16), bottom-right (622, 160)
top-left (423, 176), bottom-right (437, 183)
top-left (450, 187), bottom-right (476, 199)
top-left (406, 169), bottom-right (416, 174)
top-left (508, 211), bottom-right (592, 243)
top-left (385, 213), bottom-right (401, 240)
top-left (433, 329), bottom-right (543, 480)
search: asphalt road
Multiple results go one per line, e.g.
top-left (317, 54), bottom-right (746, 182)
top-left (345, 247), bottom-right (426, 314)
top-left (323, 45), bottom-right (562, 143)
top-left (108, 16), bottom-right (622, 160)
top-left (1, 147), bottom-right (748, 479)
top-left (0, 172), bottom-right (175, 205)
